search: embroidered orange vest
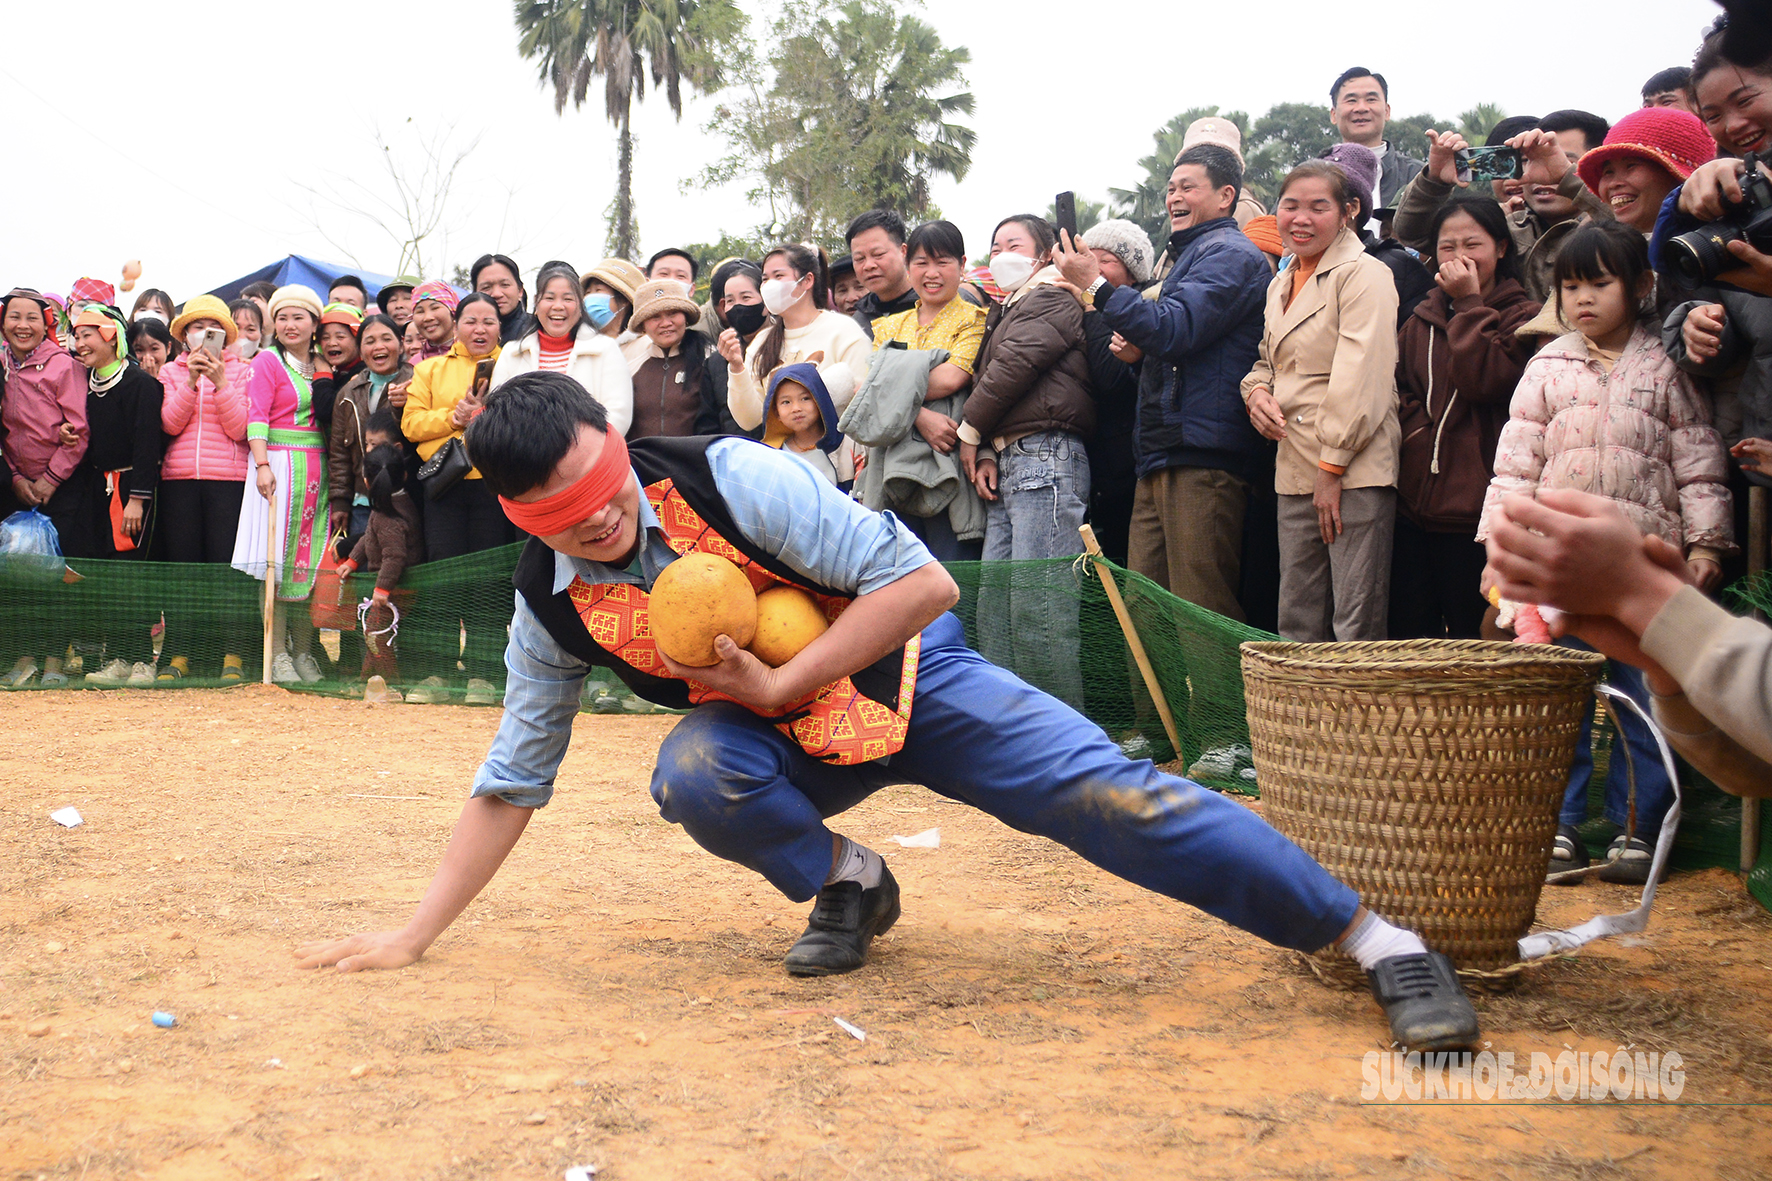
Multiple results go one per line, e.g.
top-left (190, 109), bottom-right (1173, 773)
top-left (566, 478), bottom-right (920, 765)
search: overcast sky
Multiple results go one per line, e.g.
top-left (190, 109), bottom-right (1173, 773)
top-left (0, 0), bottom-right (1723, 303)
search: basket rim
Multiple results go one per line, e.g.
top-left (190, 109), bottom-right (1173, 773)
top-left (1240, 638), bottom-right (1606, 677)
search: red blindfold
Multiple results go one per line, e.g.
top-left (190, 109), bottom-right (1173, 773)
top-left (497, 428), bottom-right (631, 536)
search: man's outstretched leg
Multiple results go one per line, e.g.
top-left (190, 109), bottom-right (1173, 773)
top-left (650, 701), bottom-right (901, 975)
top-left (888, 615), bottom-right (1479, 1050)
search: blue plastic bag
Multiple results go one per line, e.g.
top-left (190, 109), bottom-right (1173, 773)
top-left (0, 508), bottom-right (65, 577)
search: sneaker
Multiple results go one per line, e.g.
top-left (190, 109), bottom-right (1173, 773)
top-left (1186, 743), bottom-right (1254, 782)
top-left (363, 675), bottom-right (402, 704)
top-left (126, 662), bottom-right (157, 686)
top-left (464, 677), bottom-right (501, 706)
top-left (293, 653), bottom-right (324, 684)
top-left (1366, 951), bottom-right (1481, 1052)
top-left (40, 656), bottom-right (70, 688)
top-left (271, 653), bottom-right (300, 684)
top-left (85, 658), bottom-right (132, 686)
top-left (783, 864), bottom-right (901, 977)
top-left (405, 676), bottom-right (449, 704)
top-left (158, 655), bottom-right (189, 683)
top-left (1547, 823), bottom-right (1590, 885)
top-left (1, 656), bottom-right (38, 689)
top-left (1597, 834), bottom-right (1656, 885)
top-left (220, 654), bottom-right (244, 683)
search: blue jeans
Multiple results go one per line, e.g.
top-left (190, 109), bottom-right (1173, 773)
top-left (1559, 640), bottom-right (1675, 841)
top-left (979, 430), bottom-right (1090, 710)
top-left (648, 612), bottom-right (1360, 951)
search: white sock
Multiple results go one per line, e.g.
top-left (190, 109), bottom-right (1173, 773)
top-left (826, 835), bottom-right (883, 890)
top-left (1337, 912), bottom-right (1427, 971)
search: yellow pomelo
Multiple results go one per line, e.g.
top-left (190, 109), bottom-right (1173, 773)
top-left (648, 554), bottom-right (757, 667)
top-left (747, 585), bottom-right (830, 667)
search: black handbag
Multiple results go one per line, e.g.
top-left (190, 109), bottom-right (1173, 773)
top-left (417, 436), bottom-right (472, 501)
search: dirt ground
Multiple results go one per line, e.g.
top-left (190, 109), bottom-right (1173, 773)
top-left (3, 688), bottom-right (1771, 1180)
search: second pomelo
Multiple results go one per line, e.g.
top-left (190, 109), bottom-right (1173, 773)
top-left (748, 585), bottom-right (830, 667)
top-left (649, 553), bottom-right (758, 666)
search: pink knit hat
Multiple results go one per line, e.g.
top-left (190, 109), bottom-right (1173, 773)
top-left (411, 280), bottom-right (460, 313)
top-left (1577, 107), bottom-right (1715, 192)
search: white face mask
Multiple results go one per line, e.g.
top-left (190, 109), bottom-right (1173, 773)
top-left (989, 251), bottom-right (1037, 294)
top-left (185, 327), bottom-right (210, 352)
top-left (235, 336), bottom-right (259, 359)
top-left (760, 276), bottom-right (805, 316)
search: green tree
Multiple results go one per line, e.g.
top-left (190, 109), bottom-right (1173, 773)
top-left (1246, 101), bottom-right (1339, 201)
top-left (515, 0), bottom-right (747, 258)
top-left (1457, 103), bottom-right (1509, 145)
top-left (1388, 112), bottom-right (1453, 160)
top-left (705, 0), bottom-right (975, 248)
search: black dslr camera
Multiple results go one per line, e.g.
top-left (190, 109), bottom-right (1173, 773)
top-left (1667, 152), bottom-right (1772, 285)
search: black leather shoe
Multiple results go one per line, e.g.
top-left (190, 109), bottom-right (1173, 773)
top-left (1367, 951), bottom-right (1481, 1051)
top-left (784, 863), bottom-right (901, 977)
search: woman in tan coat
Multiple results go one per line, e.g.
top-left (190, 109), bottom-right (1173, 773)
top-left (1242, 161), bottom-right (1400, 641)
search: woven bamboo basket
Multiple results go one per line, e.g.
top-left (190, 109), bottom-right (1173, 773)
top-left (1240, 639), bottom-right (1605, 991)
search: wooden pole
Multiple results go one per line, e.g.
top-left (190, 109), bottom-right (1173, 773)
top-left (1744, 486), bottom-right (1767, 873)
top-left (1079, 524), bottom-right (1184, 759)
top-left (262, 479), bottom-right (278, 685)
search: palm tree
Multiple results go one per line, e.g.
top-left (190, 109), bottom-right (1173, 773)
top-left (514, 0), bottom-right (743, 257)
top-left (1457, 104), bottom-right (1509, 146)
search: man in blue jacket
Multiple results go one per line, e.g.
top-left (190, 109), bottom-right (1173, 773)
top-left (1055, 143), bottom-right (1272, 621)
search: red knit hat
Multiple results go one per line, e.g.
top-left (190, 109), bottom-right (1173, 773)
top-left (1576, 107), bottom-right (1715, 192)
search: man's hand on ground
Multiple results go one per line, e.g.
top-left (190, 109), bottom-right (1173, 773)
top-left (294, 929), bottom-right (424, 973)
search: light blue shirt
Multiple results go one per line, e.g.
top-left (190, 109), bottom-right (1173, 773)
top-left (471, 437), bottom-right (935, 808)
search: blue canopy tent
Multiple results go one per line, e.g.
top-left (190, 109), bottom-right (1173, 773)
top-left (203, 256), bottom-right (400, 304)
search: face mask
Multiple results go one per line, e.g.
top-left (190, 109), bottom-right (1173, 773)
top-left (760, 276), bottom-right (805, 316)
top-left (725, 301), bottom-right (767, 337)
top-left (989, 252), bottom-right (1037, 294)
top-left (235, 336), bottom-right (259, 360)
top-left (583, 293), bottom-right (617, 330)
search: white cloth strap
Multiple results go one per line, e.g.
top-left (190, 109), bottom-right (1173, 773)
top-left (1517, 684), bottom-right (1683, 960)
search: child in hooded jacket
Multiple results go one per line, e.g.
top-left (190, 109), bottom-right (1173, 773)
top-left (1478, 221), bottom-right (1734, 884)
top-left (762, 361), bottom-right (850, 488)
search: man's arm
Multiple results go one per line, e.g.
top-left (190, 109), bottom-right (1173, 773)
top-left (295, 597), bottom-right (587, 971)
top-left (665, 439), bottom-right (959, 709)
top-left (294, 795), bottom-right (534, 971)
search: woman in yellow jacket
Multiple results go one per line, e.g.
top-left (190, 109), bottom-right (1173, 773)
top-left (1241, 161), bottom-right (1400, 642)
top-left (400, 292), bottom-right (509, 703)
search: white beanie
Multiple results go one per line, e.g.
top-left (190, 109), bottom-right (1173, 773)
top-left (1081, 219), bottom-right (1157, 285)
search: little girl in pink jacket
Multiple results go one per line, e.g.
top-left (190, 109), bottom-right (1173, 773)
top-left (1478, 222), bottom-right (1732, 887)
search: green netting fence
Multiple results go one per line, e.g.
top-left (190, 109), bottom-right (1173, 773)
top-left (1, 547), bottom-right (1766, 903)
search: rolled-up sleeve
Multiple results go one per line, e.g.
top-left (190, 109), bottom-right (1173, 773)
top-left (470, 595), bottom-right (589, 809)
top-left (707, 436), bottom-right (934, 594)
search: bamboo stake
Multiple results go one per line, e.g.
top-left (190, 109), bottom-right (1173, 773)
top-left (1079, 524), bottom-right (1183, 758)
top-left (1744, 487), bottom-right (1767, 873)
top-left (262, 474), bottom-right (278, 685)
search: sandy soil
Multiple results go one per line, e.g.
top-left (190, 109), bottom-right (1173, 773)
top-left (2, 687), bottom-right (1771, 1180)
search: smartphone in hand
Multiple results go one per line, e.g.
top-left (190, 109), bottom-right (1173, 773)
top-left (1054, 191), bottom-right (1078, 241)
top-left (201, 327), bottom-right (228, 357)
top-left (473, 359), bottom-right (495, 397)
top-left (1455, 146), bottom-right (1524, 185)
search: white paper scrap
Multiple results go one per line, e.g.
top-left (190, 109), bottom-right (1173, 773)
top-left (888, 827), bottom-right (940, 848)
top-left (832, 1016), bottom-right (867, 1042)
top-left (50, 807), bottom-right (83, 828)
top-left (564, 1167), bottom-right (600, 1181)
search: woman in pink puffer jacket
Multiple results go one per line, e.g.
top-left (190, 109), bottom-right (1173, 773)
top-left (156, 296), bottom-right (254, 681)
